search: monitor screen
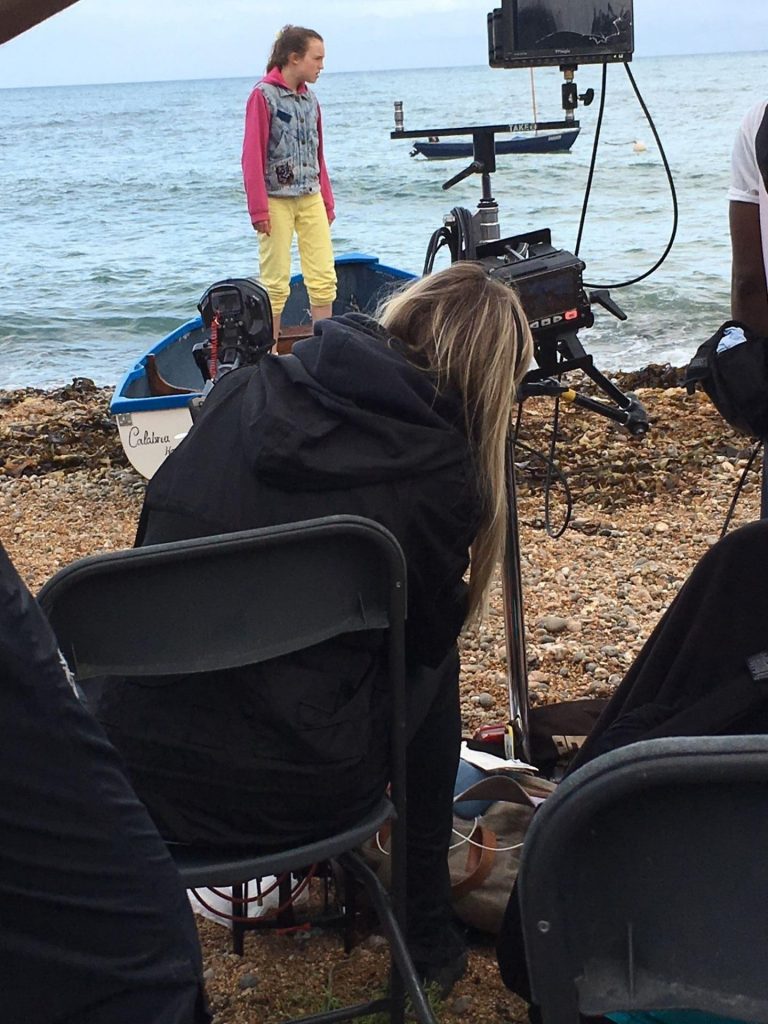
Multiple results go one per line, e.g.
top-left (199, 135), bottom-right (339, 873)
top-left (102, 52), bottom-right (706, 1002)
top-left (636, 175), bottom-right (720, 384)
top-left (489, 0), bottom-right (634, 69)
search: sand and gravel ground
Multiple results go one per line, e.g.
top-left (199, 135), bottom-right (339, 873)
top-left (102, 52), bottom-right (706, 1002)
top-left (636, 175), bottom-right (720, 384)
top-left (0, 374), bottom-right (761, 1022)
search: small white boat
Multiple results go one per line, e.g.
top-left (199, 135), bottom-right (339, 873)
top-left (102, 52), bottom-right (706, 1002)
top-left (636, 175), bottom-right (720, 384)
top-left (110, 254), bottom-right (415, 479)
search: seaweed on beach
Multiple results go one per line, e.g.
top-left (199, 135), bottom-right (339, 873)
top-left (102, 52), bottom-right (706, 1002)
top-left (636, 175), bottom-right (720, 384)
top-left (0, 369), bottom-right (751, 504)
top-left (0, 378), bottom-right (128, 478)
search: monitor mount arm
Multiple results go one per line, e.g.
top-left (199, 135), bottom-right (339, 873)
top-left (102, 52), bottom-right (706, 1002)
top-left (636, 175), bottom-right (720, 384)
top-left (391, 67), bottom-right (594, 239)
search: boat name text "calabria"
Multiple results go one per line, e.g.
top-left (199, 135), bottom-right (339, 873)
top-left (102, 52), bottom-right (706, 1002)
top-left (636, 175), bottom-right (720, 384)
top-left (128, 426), bottom-right (173, 449)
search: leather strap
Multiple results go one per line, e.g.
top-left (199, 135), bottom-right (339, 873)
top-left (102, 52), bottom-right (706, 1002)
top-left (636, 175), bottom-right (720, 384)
top-left (451, 825), bottom-right (497, 900)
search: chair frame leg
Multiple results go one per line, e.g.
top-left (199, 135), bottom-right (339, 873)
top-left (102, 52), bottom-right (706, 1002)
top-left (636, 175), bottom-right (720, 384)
top-left (231, 881), bottom-right (246, 955)
top-left (339, 851), bottom-right (438, 1024)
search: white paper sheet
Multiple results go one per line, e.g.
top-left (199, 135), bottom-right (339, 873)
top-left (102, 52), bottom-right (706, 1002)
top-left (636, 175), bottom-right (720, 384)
top-left (459, 741), bottom-right (537, 774)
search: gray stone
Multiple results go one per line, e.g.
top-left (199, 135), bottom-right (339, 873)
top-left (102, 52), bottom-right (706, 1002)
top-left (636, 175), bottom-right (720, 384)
top-left (451, 995), bottom-right (474, 1014)
top-left (538, 615), bottom-right (569, 634)
top-left (600, 645), bottom-right (623, 657)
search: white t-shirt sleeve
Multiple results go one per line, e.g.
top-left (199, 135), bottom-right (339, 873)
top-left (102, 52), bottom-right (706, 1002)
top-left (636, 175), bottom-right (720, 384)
top-left (728, 102), bottom-right (765, 205)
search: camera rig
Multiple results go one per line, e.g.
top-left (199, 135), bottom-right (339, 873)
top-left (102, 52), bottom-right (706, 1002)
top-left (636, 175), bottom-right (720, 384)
top-left (394, 113), bottom-right (649, 439)
top-left (194, 277), bottom-right (274, 385)
top-left (393, 106), bottom-right (650, 762)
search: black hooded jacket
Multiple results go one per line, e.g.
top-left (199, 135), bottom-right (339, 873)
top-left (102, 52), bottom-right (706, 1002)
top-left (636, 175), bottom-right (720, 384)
top-left (139, 313), bottom-right (482, 666)
top-left (99, 316), bottom-right (482, 847)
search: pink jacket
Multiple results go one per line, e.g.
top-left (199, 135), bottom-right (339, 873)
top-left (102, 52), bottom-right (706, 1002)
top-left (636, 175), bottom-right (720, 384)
top-left (241, 67), bottom-right (335, 225)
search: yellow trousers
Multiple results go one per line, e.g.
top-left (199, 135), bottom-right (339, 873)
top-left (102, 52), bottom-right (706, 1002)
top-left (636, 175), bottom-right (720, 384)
top-left (258, 192), bottom-right (337, 317)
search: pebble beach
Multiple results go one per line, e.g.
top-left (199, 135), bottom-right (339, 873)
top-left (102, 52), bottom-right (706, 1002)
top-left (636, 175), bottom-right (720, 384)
top-left (0, 370), bottom-right (761, 1022)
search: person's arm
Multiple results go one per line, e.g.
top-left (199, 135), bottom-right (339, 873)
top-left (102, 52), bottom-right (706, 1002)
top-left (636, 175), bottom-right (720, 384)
top-left (317, 106), bottom-right (335, 224)
top-left (730, 200), bottom-right (768, 334)
top-left (728, 104), bottom-right (768, 333)
top-left (241, 88), bottom-right (271, 231)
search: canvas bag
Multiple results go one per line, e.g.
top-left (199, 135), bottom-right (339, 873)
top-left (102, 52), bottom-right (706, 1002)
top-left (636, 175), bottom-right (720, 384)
top-left (360, 771), bottom-right (555, 935)
top-left (449, 774), bottom-right (555, 934)
top-left (685, 320), bottom-right (768, 439)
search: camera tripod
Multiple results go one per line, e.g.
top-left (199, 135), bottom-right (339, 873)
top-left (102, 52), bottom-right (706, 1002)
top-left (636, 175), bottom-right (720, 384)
top-left (392, 104), bottom-right (649, 762)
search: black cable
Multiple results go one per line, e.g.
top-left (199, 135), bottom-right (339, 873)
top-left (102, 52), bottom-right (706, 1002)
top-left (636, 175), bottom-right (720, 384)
top-left (720, 441), bottom-right (763, 539)
top-left (582, 61), bottom-right (679, 290)
top-left (513, 436), bottom-right (574, 536)
top-left (453, 206), bottom-right (474, 260)
top-left (422, 227), bottom-right (450, 275)
top-left (423, 206), bottom-right (476, 273)
top-left (542, 396), bottom-right (571, 538)
top-left (575, 63), bottom-right (607, 259)
top-left (512, 392), bottom-right (575, 538)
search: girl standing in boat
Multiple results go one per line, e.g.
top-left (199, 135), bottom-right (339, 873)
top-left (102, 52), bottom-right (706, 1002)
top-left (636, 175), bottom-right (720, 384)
top-left (242, 25), bottom-right (337, 341)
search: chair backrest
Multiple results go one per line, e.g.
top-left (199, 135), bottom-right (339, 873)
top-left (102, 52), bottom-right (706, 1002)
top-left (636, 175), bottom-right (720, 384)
top-left (37, 515), bottom-right (406, 682)
top-left (517, 735), bottom-right (768, 1024)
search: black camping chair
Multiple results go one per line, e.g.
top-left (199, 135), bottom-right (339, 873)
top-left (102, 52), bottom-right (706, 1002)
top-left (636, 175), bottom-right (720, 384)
top-left (517, 735), bottom-right (768, 1023)
top-left (37, 515), bottom-right (437, 1024)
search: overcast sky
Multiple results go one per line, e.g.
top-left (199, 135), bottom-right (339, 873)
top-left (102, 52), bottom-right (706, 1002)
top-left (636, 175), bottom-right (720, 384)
top-left (0, 0), bottom-right (766, 89)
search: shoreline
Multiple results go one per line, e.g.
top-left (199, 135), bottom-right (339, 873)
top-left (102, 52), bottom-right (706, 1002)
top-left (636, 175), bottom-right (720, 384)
top-left (0, 363), bottom-right (689, 479)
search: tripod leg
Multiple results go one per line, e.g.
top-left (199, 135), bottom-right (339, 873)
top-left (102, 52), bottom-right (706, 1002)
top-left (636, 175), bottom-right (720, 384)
top-left (503, 440), bottom-right (531, 763)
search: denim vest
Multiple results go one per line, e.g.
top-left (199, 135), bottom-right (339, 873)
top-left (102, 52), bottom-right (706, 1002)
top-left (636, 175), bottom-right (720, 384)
top-left (256, 81), bottom-right (321, 198)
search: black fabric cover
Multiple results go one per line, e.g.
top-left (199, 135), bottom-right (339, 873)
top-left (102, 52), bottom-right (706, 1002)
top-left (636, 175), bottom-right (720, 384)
top-left (0, 542), bottom-right (209, 1024)
top-left (528, 698), bottom-right (609, 776)
top-left (685, 319), bottom-right (768, 439)
top-left (0, 0), bottom-right (79, 46)
top-left (569, 520), bottom-right (768, 768)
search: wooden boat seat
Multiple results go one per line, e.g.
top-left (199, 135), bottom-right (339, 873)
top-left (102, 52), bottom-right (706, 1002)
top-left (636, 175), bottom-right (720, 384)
top-left (145, 325), bottom-right (315, 397)
top-left (145, 354), bottom-right (197, 397)
top-left (275, 323), bottom-right (314, 354)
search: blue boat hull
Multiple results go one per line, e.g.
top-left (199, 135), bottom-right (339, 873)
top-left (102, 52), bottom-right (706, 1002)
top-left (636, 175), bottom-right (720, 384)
top-left (110, 254), bottom-right (415, 478)
top-left (411, 127), bottom-right (580, 160)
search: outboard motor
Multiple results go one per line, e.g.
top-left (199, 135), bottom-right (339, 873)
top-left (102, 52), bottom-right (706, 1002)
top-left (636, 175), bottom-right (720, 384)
top-left (193, 278), bottom-right (274, 384)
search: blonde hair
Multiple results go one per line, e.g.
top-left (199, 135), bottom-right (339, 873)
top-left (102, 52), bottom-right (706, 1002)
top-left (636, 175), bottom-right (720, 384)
top-left (377, 262), bottom-right (533, 619)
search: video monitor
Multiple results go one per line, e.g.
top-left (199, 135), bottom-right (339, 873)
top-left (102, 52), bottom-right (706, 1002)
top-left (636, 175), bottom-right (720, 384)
top-left (488, 0), bottom-right (634, 69)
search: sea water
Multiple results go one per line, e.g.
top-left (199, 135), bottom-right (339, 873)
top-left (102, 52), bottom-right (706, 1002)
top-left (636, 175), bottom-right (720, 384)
top-left (1, 52), bottom-right (767, 389)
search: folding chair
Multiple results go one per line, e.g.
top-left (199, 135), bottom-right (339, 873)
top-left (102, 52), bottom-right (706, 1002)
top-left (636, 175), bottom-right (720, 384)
top-left (37, 514), bottom-right (437, 1024)
top-left (517, 735), bottom-right (768, 1024)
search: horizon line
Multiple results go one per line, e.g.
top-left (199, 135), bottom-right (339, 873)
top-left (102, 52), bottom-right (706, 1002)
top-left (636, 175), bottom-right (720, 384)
top-left (1, 47), bottom-right (766, 92)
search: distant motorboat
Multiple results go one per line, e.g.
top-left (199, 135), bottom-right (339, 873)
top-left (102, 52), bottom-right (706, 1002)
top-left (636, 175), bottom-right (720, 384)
top-left (409, 67), bottom-right (580, 161)
top-left (410, 126), bottom-right (581, 160)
